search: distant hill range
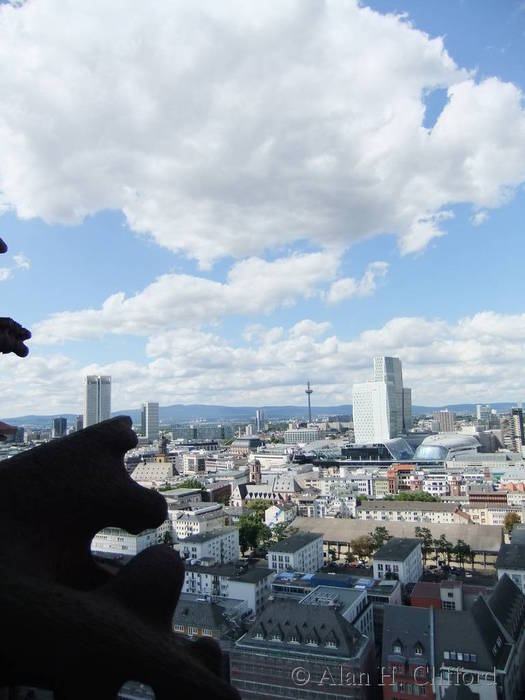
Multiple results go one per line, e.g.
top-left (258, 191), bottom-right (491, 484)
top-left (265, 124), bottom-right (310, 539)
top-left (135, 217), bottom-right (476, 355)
top-left (1, 402), bottom-right (519, 428)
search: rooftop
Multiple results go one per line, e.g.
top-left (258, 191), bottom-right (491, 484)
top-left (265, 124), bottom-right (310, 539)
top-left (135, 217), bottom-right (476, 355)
top-left (176, 527), bottom-right (237, 544)
top-left (184, 561), bottom-right (275, 584)
top-left (237, 600), bottom-right (366, 657)
top-left (382, 605), bottom-right (432, 667)
top-left (374, 537), bottom-right (421, 562)
top-left (495, 543), bottom-right (525, 571)
top-left (358, 500), bottom-right (458, 512)
top-left (267, 531), bottom-right (322, 553)
top-left (300, 585), bottom-right (365, 610)
top-left (292, 517), bottom-right (503, 553)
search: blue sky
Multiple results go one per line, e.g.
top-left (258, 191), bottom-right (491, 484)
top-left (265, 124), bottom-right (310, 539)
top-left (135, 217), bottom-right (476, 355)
top-left (1, 0), bottom-right (525, 415)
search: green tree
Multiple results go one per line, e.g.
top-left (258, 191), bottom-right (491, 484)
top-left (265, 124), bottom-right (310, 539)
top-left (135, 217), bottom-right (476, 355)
top-left (177, 478), bottom-right (204, 490)
top-left (504, 512), bottom-right (521, 535)
top-left (238, 513), bottom-right (271, 555)
top-left (370, 526), bottom-right (392, 551)
top-left (392, 491), bottom-right (439, 502)
top-left (329, 548), bottom-right (338, 562)
top-left (246, 499), bottom-right (269, 522)
top-left (272, 523), bottom-right (298, 542)
top-left (434, 534), bottom-right (453, 565)
top-left (345, 550), bottom-right (357, 564)
top-left (238, 514), bottom-right (261, 555)
top-left (162, 531), bottom-right (173, 546)
top-left (453, 539), bottom-right (472, 569)
top-left (350, 535), bottom-right (374, 561)
top-left (414, 526), bottom-right (433, 564)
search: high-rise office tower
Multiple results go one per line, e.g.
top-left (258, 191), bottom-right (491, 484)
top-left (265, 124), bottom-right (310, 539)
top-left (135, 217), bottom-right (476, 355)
top-left (352, 356), bottom-right (412, 443)
top-left (255, 409), bottom-right (264, 433)
top-left (432, 410), bottom-right (455, 433)
top-left (52, 417), bottom-right (67, 438)
top-left (503, 408), bottom-right (525, 453)
top-left (75, 415), bottom-right (84, 432)
top-left (83, 375), bottom-right (111, 428)
top-left (141, 401), bottom-right (160, 441)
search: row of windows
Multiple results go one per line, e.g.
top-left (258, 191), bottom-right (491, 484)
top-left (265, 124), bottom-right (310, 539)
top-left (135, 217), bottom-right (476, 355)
top-left (392, 683), bottom-right (426, 695)
top-left (443, 651), bottom-right (477, 662)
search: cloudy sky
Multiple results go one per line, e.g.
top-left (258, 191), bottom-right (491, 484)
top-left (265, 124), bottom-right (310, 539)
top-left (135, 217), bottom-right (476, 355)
top-left (2, 0), bottom-right (525, 416)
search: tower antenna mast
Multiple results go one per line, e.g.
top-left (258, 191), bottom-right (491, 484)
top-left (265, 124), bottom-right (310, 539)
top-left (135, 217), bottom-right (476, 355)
top-left (305, 380), bottom-right (313, 423)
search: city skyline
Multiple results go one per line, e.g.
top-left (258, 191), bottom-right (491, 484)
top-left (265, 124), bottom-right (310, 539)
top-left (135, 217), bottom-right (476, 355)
top-left (1, 0), bottom-right (525, 415)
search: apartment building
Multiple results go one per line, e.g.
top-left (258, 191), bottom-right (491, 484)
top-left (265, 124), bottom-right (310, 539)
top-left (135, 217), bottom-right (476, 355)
top-left (91, 520), bottom-right (171, 556)
top-left (356, 501), bottom-right (469, 525)
top-left (182, 561), bottom-right (275, 615)
top-left (267, 532), bottom-right (324, 573)
top-left (174, 527), bottom-right (239, 564)
top-left (373, 538), bottom-right (423, 584)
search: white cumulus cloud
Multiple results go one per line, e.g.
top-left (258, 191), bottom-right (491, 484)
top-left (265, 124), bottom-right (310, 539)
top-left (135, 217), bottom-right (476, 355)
top-left (4, 310), bottom-right (525, 415)
top-left (325, 261), bottom-right (389, 303)
top-left (32, 251), bottom-right (339, 342)
top-left (0, 1), bottom-right (523, 265)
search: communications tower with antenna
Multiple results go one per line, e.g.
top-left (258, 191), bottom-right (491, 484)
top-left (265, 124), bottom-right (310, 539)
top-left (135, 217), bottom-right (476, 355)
top-left (305, 380), bottom-right (313, 423)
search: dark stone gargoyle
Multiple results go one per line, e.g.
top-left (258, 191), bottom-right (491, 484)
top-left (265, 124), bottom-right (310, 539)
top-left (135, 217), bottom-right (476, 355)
top-left (0, 234), bottom-right (239, 698)
top-left (0, 416), bottom-right (240, 699)
top-left (0, 237), bottom-right (31, 358)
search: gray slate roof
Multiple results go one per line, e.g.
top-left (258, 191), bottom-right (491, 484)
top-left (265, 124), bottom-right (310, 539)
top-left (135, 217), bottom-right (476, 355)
top-left (382, 605), bottom-right (432, 667)
top-left (293, 516), bottom-right (503, 553)
top-left (373, 537), bottom-right (421, 562)
top-left (268, 531), bottom-right (322, 553)
top-left (185, 561), bottom-right (274, 584)
top-left (434, 597), bottom-right (511, 672)
top-left (495, 543), bottom-right (525, 571)
top-left (487, 574), bottom-right (525, 642)
top-left (238, 600), bottom-right (366, 658)
top-left (173, 599), bottom-right (226, 632)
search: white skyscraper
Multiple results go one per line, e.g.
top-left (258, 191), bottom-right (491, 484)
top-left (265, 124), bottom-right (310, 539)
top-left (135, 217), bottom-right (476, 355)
top-left (84, 376), bottom-right (111, 428)
top-left (141, 401), bottom-right (160, 441)
top-left (352, 356), bottom-right (411, 443)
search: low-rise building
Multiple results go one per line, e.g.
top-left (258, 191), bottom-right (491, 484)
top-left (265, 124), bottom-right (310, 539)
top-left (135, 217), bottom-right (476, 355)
top-left (230, 600), bottom-right (376, 699)
top-left (130, 460), bottom-right (178, 487)
top-left (410, 581), bottom-right (490, 611)
top-left (356, 500), bottom-right (469, 525)
top-left (372, 538), bottom-right (423, 584)
top-left (264, 503), bottom-right (297, 528)
top-left (174, 527), bottom-right (239, 564)
top-left (299, 585), bottom-right (373, 639)
top-left (496, 542), bottom-right (525, 594)
top-left (182, 561), bottom-right (275, 615)
top-left (383, 575), bottom-right (525, 700)
top-left (91, 520), bottom-right (171, 556)
top-left (267, 532), bottom-right (324, 573)
top-left (168, 502), bottom-right (226, 539)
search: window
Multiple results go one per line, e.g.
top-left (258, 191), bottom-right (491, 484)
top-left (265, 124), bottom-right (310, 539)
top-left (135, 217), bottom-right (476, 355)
top-left (393, 643), bottom-right (402, 654)
top-left (443, 651), bottom-right (450, 660)
top-left (457, 652), bottom-right (463, 661)
top-left (443, 601), bottom-right (456, 610)
top-left (450, 651), bottom-right (457, 660)
top-left (174, 624), bottom-right (184, 632)
top-left (471, 654), bottom-right (477, 663)
top-left (414, 644), bottom-right (423, 656)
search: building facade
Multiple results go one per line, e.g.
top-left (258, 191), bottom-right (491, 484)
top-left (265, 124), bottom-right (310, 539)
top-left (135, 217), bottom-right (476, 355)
top-left (83, 375), bottom-right (111, 427)
top-left (267, 532), bottom-right (324, 573)
top-left (373, 538), bottom-right (423, 584)
top-left (141, 401), bottom-right (159, 441)
top-left (353, 356), bottom-right (412, 444)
